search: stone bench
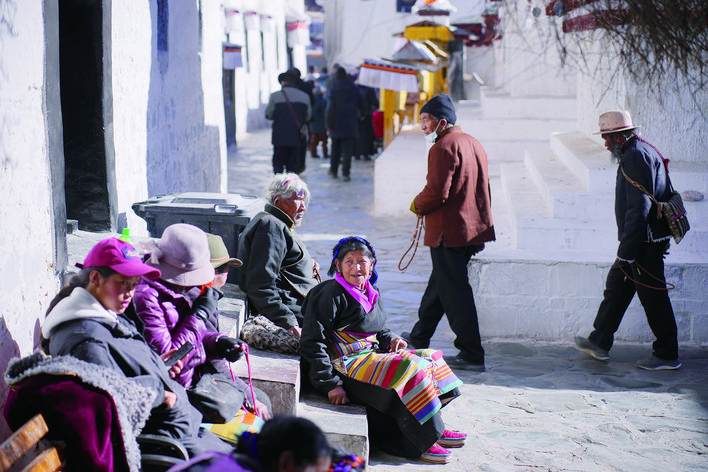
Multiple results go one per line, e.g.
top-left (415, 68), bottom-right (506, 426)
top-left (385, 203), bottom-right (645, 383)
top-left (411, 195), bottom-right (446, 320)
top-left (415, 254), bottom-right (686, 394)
top-left (229, 347), bottom-right (301, 417)
top-left (299, 391), bottom-right (369, 462)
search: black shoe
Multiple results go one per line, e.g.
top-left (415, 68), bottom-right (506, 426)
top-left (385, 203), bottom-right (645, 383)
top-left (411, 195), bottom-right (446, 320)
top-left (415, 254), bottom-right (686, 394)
top-left (444, 354), bottom-right (486, 372)
top-left (574, 336), bottom-right (609, 361)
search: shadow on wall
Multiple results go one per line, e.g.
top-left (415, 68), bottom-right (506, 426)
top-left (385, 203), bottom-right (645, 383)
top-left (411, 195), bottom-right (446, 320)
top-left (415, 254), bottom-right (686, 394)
top-left (0, 318), bottom-right (22, 440)
top-left (145, 0), bottom-right (222, 198)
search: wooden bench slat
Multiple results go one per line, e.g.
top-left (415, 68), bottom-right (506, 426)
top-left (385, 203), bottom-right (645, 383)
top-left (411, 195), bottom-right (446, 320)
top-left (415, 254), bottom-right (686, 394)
top-left (0, 415), bottom-right (50, 471)
top-left (21, 447), bottom-right (61, 472)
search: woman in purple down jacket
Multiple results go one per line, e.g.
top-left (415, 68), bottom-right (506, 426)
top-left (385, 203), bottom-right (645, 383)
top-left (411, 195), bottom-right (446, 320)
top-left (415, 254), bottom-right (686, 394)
top-left (133, 224), bottom-right (231, 389)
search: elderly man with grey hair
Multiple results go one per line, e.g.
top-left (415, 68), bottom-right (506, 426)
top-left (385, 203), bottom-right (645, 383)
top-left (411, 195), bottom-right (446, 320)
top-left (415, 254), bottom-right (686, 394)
top-left (238, 173), bottom-right (321, 354)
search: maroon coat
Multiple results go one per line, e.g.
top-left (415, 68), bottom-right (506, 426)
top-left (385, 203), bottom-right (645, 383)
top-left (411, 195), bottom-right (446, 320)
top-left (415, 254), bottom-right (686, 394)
top-left (414, 126), bottom-right (495, 248)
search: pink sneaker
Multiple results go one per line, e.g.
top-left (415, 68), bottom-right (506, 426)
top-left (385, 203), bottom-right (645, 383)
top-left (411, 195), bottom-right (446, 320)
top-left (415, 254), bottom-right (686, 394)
top-left (420, 443), bottom-right (452, 464)
top-left (437, 429), bottom-right (467, 448)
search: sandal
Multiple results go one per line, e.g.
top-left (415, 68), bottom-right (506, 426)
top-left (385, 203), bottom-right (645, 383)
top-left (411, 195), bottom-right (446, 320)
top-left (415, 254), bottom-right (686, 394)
top-left (420, 443), bottom-right (452, 464)
top-left (437, 429), bottom-right (467, 448)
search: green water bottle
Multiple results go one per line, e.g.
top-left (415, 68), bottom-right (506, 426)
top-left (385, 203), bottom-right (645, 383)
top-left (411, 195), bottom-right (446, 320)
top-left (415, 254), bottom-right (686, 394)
top-left (119, 228), bottom-right (132, 243)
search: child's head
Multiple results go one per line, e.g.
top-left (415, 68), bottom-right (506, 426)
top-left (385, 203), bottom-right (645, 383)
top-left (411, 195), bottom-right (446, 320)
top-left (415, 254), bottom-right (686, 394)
top-left (81, 238), bottom-right (160, 313)
top-left (207, 233), bottom-right (242, 289)
top-left (238, 416), bottom-right (331, 472)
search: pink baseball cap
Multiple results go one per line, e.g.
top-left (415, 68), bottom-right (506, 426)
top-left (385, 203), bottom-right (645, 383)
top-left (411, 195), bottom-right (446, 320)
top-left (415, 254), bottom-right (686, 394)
top-left (78, 238), bottom-right (161, 279)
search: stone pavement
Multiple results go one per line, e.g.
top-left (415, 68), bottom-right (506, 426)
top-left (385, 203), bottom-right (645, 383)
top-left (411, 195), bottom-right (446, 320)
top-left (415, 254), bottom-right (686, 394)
top-left (227, 129), bottom-right (708, 472)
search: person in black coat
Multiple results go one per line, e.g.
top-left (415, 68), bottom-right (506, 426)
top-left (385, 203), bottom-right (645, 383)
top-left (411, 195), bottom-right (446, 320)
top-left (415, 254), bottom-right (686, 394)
top-left (574, 110), bottom-right (679, 370)
top-left (300, 237), bottom-right (466, 464)
top-left (326, 68), bottom-right (365, 181)
top-left (265, 72), bottom-right (311, 174)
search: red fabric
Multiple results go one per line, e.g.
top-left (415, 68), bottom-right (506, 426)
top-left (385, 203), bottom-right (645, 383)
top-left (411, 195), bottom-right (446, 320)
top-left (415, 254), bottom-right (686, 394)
top-left (3, 374), bottom-right (128, 472)
top-left (414, 126), bottom-right (495, 248)
top-left (372, 110), bottom-right (384, 138)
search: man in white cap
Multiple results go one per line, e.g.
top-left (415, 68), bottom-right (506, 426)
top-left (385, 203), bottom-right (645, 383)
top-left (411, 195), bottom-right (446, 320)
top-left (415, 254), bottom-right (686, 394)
top-left (574, 110), bottom-right (680, 370)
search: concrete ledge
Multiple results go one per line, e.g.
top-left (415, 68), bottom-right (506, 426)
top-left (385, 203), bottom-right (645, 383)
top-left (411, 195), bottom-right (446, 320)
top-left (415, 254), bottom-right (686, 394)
top-left (230, 348), bottom-right (300, 416)
top-left (470, 257), bottom-right (708, 344)
top-left (300, 392), bottom-right (369, 465)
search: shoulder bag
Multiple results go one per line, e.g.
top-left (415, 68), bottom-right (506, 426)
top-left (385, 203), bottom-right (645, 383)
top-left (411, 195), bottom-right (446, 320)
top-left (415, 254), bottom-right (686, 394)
top-left (281, 88), bottom-right (308, 144)
top-left (621, 166), bottom-right (690, 244)
top-left (187, 372), bottom-right (245, 423)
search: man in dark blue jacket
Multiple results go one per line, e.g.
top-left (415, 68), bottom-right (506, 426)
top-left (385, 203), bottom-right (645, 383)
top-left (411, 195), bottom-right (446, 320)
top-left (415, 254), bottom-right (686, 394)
top-left (265, 72), bottom-right (311, 174)
top-left (574, 110), bottom-right (680, 370)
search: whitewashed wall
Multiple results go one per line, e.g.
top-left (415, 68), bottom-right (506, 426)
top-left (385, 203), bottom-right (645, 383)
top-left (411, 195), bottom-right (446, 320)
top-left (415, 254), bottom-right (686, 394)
top-left (0, 0), bottom-right (60, 439)
top-left (227, 0), bottom-right (307, 137)
top-left (145, 0), bottom-right (225, 197)
top-left (111, 0), bottom-right (152, 236)
top-left (575, 33), bottom-right (708, 167)
top-left (497, 2), bottom-right (576, 97)
top-left (324, 0), bottom-right (414, 70)
top-left (201, 0), bottom-right (229, 193)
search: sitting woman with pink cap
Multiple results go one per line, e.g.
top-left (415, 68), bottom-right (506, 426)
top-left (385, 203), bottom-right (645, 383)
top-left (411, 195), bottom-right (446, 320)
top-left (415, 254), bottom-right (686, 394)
top-left (41, 237), bottom-right (230, 456)
top-left (134, 223), bottom-right (271, 420)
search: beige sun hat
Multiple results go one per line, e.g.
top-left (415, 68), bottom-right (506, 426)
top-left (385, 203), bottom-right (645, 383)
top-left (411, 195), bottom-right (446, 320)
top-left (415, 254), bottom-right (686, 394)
top-left (594, 110), bottom-right (641, 135)
top-left (144, 223), bottom-right (215, 287)
top-left (206, 233), bottom-right (242, 269)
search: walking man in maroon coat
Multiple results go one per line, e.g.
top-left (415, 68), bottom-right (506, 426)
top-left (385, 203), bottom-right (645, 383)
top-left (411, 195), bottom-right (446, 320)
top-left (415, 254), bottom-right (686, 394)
top-left (402, 93), bottom-right (495, 371)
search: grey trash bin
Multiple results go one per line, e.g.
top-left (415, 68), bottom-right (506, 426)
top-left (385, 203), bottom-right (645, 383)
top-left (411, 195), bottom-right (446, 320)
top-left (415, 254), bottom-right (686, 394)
top-left (132, 192), bottom-right (264, 284)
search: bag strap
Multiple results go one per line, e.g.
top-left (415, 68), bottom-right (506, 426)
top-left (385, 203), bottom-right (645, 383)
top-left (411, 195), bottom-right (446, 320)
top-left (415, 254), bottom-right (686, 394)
top-left (228, 346), bottom-right (258, 418)
top-left (281, 88), bottom-right (302, 128)
top-left (620, 167), bottom-right (659, 205)
top-left (620, 136), bottom-right (675, 207)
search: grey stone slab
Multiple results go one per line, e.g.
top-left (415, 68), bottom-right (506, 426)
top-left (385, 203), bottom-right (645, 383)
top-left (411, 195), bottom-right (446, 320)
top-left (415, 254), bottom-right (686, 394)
top-left (299, 393), bottom-right (369, 466)
top-left (231, 348), bottom-right (300, 416)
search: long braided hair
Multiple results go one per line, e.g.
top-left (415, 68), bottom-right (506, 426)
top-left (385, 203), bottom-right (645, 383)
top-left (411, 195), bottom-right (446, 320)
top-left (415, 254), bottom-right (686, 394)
top-left (327, 236), bottom-right (378, 284)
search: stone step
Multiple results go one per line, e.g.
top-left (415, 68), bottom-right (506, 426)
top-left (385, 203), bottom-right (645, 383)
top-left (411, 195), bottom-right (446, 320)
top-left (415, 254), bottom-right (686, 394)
top-left (470, 256), bottom-right (708, 343)
top-left (499, 162), bottom-right (553, 249)
top-left (464, 117), bottom-right (577, 142)
top-left (299, 392), bottom-right (369, 463)
top-left (524, 150), bottom-right (613, 221)
top-left (550, 131), bottom-right (615, 193)
top-left (230, 348), bottom-right (301, 417)
top-left (479, 92), bottom-right (577, 120)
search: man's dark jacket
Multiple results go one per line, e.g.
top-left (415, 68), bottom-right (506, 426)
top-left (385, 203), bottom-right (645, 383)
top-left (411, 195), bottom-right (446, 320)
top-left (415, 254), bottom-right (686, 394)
top-left (326, 78), bottom-right (364, 139)
top-left (265, 83), bottom-right (311, 147)
top-left (615, 136), bottom-right (672, 260)
top-left (238, 204), bottom-right (318, 329)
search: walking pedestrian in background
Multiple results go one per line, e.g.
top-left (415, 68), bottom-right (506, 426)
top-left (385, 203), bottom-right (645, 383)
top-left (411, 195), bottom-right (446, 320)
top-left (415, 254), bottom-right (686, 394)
top-left (265, 72), bottom-right (311, 174)
top-left (326, 67), bottom-right (365, 181)
top-left (309, 87), bottom-right (328, 159)
top-left (402, 93), bottom-right (495, 372)
top-left (355, 83), bottom-right (379, 160)
top-left (574, 110), bottom-right (680, 370)
top-left (288, 67), bottom-right (315, 172)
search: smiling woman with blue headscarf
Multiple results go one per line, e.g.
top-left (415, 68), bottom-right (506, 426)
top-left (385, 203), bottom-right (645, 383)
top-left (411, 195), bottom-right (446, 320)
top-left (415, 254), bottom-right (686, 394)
top-left (300, 237), bottom-right (466, 464)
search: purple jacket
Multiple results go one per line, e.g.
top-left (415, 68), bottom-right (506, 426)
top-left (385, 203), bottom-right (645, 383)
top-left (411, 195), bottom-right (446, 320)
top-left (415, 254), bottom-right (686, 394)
top-left (134, 277), bottom-right (224, 388)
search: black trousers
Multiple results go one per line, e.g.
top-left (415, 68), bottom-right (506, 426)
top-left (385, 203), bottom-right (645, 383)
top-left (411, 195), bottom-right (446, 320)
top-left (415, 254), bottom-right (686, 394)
top-left (272, 145), bottom-right (301, 174)
top-left (588, 241), bottom-right (678, 360)
top-left (330, 137), bottom-right (356, 177)
top-left (409, 244), bottom-right (485, 364)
